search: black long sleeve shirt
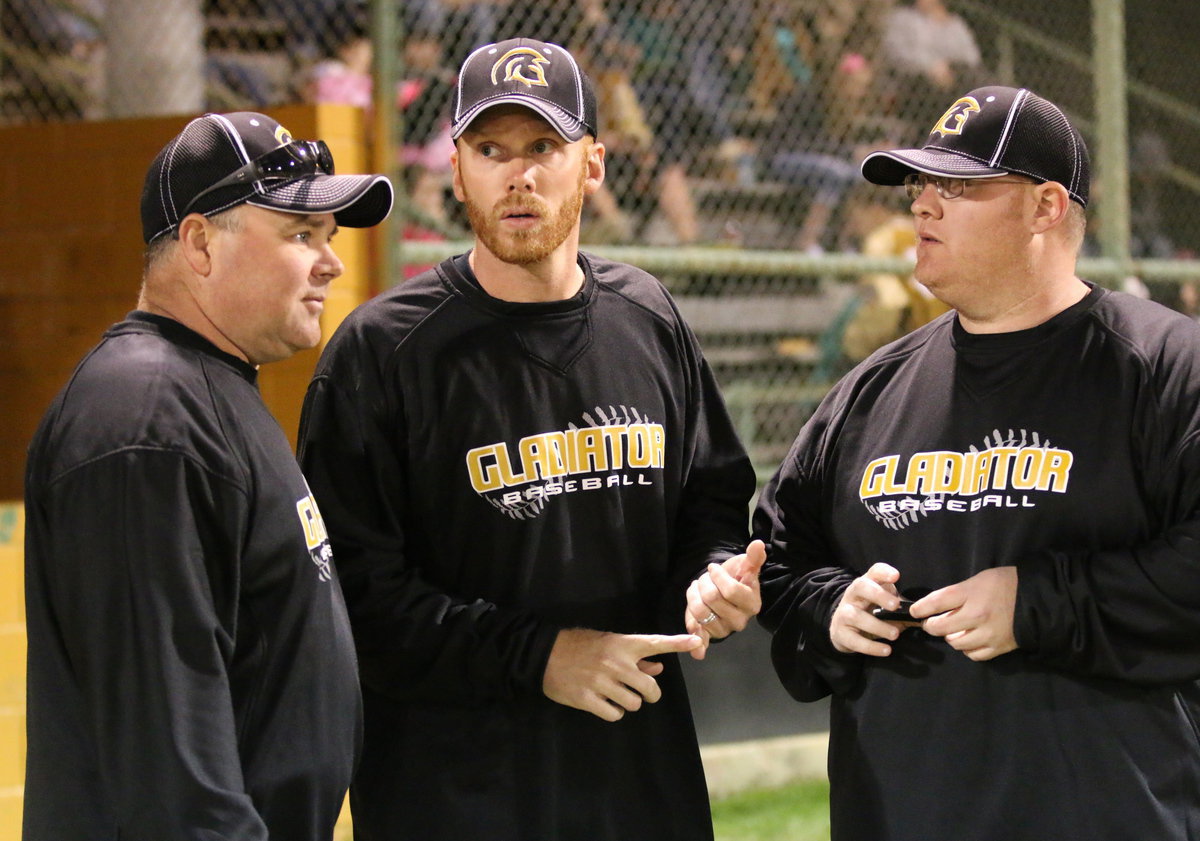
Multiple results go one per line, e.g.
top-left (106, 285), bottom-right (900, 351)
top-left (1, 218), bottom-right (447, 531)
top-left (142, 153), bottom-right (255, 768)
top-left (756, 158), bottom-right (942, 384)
top-left (757, 284), bottom-right (1200, 841)
top-left (299, 253), bottom-right (755, 841)
top-left (24, 313), bottom-right (360, 841)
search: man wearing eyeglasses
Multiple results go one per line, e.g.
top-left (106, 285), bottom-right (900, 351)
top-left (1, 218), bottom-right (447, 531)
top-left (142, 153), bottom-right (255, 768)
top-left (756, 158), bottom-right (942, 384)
top-left (755, 86), bottom-right (1200, 840)
top-left (23, 112), bottom-right (392, 841)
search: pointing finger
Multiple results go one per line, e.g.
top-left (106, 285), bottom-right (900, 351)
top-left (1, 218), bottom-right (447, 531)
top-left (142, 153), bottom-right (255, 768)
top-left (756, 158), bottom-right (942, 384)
top-left (632, 633), bottom-right (704, 657)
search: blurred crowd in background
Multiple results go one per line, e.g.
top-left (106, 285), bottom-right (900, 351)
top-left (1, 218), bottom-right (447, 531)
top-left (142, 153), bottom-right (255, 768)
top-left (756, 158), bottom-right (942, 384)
top-left (5, 0), bottom-right (1200, 357)
top-left (4, 0), bottom-right (1184, 255)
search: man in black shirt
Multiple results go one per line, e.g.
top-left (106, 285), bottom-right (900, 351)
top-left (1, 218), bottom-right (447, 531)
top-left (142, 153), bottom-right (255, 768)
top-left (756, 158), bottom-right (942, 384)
top-left (757, 86), bottom-right (1200, 840)
top-left (23, 111), bottom-right (392, 841)
top-left (299, 38), bottom-right (761, 841)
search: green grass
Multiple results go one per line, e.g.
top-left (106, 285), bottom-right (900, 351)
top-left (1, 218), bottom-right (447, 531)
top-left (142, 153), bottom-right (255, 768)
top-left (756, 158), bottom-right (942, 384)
top-left (711, 779), bottom-right (832, 841)
top-left (333, 779), bottom-right (832, 841)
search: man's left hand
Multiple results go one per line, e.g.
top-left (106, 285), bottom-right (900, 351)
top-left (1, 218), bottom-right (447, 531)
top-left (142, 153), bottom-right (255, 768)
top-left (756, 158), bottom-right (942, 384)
top-left (911, 566), bottom-right (1019, 661)
top-left (684, 540), bottom-right (767, 660)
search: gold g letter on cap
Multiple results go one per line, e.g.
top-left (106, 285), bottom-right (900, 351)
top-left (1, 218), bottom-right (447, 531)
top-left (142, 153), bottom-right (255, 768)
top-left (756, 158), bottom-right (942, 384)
top-left (491, 47), bottom-right (550, 88)
top-left (932, 96), bottom-right (981, 137)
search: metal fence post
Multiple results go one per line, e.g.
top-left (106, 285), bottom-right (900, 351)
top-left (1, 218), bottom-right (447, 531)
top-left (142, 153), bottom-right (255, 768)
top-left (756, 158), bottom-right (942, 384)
top-left (371, 0), bottom-right (401, 289)
top-left (107, 0), bottom-right (204, 117)
top-left (1092, 0), bottom-right (1131, 279)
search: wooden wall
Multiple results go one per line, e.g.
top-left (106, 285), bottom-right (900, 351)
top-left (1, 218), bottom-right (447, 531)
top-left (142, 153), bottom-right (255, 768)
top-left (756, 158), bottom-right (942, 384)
top-left (0, 503), bottom-right (23, 834)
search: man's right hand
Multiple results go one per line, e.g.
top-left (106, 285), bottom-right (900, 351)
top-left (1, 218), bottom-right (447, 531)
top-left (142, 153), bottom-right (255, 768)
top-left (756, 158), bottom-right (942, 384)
top-left (830, 562), bottom-right (906, 656)
top-left (543, 628), bottom-right (702, 722)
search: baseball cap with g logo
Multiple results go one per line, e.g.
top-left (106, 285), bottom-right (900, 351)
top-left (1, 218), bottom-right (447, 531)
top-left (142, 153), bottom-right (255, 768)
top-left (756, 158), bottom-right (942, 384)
top-left (450, 38), bottom-right (597, 142)
top-left (141, 111), bottom-right (394, 243)
top-left (861, 86), bottom-right (1090, 207)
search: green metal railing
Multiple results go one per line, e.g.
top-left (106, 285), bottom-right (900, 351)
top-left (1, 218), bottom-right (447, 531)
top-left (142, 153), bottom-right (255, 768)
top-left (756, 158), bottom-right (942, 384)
top-left (396, 240), bottom-right (1200, 287)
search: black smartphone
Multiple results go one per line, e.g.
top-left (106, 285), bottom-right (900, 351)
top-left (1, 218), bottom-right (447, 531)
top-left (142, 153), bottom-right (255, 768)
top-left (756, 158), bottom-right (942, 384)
top-left (872, 599), bottom-right (916, 622)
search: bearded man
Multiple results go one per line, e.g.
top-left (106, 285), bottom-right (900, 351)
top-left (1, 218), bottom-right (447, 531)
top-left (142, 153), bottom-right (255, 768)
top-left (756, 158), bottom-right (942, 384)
top-left (296, 37), bottom-right (760, 841)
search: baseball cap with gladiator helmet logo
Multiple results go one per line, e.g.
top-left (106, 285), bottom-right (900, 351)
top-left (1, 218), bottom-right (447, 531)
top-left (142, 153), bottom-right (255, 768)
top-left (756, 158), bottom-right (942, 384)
top-left (450, 38), bottom-right (598, 142)
top-left (141, 111), bottom-right (394, 244)
top-left (861, 86), bottom-right (1091, 207)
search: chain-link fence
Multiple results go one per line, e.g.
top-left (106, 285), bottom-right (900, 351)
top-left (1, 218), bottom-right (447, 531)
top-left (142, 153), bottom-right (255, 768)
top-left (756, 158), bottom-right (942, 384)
top-left (4, 0), bottom-right (1200, 475)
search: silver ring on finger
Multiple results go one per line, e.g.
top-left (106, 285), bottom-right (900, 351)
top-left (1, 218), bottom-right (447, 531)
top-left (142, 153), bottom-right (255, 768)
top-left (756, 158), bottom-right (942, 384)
top-left (700, 611), bottom-right (719, 626)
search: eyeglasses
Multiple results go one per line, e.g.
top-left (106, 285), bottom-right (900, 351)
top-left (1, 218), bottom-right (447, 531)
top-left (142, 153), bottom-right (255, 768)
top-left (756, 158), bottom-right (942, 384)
top-left (181, 139), bottom-right (335, 219)
top-left (903, 173), bottom-right (1035, 200)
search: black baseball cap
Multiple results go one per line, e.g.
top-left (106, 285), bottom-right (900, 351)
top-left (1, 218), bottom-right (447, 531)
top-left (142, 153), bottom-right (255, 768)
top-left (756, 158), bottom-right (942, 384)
top-left (450, 38), bottom-right (597, 142)
top-left (141, 111), bottom-right (394, 243)
top-left (861, 86), bottom-right (1090, 207)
